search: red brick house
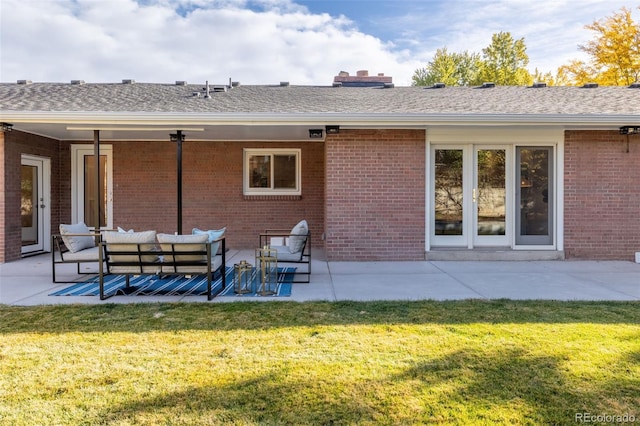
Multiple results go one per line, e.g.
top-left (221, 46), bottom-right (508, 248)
top-left (1, 73), bottom-right (639, 263)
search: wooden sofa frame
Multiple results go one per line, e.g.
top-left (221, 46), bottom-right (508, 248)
top-left (259, 230), bottom-right (310, 283)
top-left (98, 237), bottom-right (226, 301)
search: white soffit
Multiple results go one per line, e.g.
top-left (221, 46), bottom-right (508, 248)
top-left (2, 111), bottom-right (637, 141)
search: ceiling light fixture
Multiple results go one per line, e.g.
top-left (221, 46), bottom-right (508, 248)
top-left (309, 129), bottom-right (323, 139)
top-left (619, 126), bottom-right (640, 135)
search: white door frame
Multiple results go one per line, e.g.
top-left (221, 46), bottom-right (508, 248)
top-left (71, 144), bottom-right (113, 229)
top-left (426, 126), bottom-right (563, 252)
top-left (21, 154), bottom-right (51, 254)
top-left (430, 144), bottom-right (511, 248)
top-left (430, 144), bottom-right (468, 247)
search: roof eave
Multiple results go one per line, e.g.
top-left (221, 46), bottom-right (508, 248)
top-left (2, 111), bottom-right (638, 128)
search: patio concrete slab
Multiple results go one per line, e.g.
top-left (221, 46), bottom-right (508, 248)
top-left (451, 272), bottom-right (638, 301)
top-left (570, 272), bottom-right (640, 299)
top-left (1, 252), bottom-right (639, 305)
top-left (538, 260), bottom-right (640, 273)
top-left (431, 260), bottom-right (559, 274)
top-left (329, 260), bottom-right (442, 275)
top-left (331, 273), bottom-right (483, 301)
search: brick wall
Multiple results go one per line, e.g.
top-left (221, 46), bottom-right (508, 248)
top-left (108, 140), bottom-right (325, 250)
top-left (7, 127), bottom-right (637, 264)
top-left (0, 132), bottom-right (5, 262)
top-left (564, 130), bottom-right (640, 260)
top-left (1, 131), bottom-right (61, 262)
top-left (325, 129), bottom-right (425, 261)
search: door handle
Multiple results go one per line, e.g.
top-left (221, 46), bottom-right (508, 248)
top-left (472, 188), bottom-right (476, 203)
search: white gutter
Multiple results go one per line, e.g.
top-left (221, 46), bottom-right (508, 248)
top-left (2, 111), bottom-right (639, 127)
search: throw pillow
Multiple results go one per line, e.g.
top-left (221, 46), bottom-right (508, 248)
top-left (59, 222), bottom-right (94, 253)
top-left (117, 226), bottom-right (134, 233)
top-left (288, 220), bottom-right (308, 254)
top-left (192, 227), bottom-right (226, 254)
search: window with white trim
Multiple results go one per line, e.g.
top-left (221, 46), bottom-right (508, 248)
top-left (243, 149), bottom-right (301, 196)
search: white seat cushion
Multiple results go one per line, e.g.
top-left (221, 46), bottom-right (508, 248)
top-left (103, 230), bottom-right (159, 273)
top-left (157, 233), bottom-right (210, 273)
top-left (60, 246), bottom-right (101, 261)
top-left (271, 245), bottom-right (304, 262)
top-left (160, 254), bottom-right (223, 274)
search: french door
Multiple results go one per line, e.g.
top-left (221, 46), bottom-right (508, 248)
top-left (431, 144), bottom-right (554, 248)
top-left (21, 155), bottom-right (51, 254)
top-left (432, 145), bottom-right (509, 247)
top-left (71, 145), bottom-right (113, 229)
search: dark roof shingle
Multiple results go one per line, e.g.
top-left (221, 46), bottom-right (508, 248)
top-left (1, 82), bottom-right (639, 116)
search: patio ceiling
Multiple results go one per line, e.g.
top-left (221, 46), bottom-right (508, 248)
top-left (8, 122), bottom-right (327, 142)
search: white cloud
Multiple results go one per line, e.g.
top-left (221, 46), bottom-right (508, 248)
top-left (0, 0), bottom-right (420, 85)
top-left (1, 0), bottom-right (636, 86)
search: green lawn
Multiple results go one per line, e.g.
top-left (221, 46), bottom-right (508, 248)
top-left (1, 301), bottom-right (639, 425)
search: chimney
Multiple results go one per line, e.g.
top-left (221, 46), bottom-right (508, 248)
top-left (332, 70), bottom-right (393, 88)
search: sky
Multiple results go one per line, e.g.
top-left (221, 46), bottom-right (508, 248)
top-left (0, 0), bottom-right (637, 86)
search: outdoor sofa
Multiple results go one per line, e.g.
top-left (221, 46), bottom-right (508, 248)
top-left (52, 223), bottom-right (226, 300)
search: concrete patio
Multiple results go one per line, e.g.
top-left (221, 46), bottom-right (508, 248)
top-left (1, 249), bottom-right (640, 305)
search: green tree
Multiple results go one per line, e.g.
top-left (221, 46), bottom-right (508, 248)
top-left (455, 50), bottom-right (483, 86)
top-left (558, 7), bottom-right (640, 85)
top-left (478, 31), bottom-right (533, 85)
top-left (412, 32), bottom-right (533, 86)
top-left (411, 48), bottom-right (480, 86)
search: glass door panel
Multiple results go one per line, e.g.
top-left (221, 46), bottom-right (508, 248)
top-left (516, 147), bottom-right (553, 245)
top-left (72, 145), bottom-right (112, 230)
top-left (21, 164), bottom-right (39, 247)
top-left (474, 148), bottom-right (508, 246)
top-left (21, 155), bottom-right (50, 254)
top-left (433, 149), bottom-right (465, 245)
top-left (84, 155), bottom-right (107, 229)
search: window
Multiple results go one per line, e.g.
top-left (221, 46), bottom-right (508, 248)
top-left (244, 149), bottom-right (301, 196)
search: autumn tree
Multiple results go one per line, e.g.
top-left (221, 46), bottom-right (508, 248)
top-left (532, 68), bottom-right (557, 86)
top-left (558, 7), bottom-right (640, 85)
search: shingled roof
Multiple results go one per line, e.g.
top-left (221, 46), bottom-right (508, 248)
top-left (1, 81), bottom-right (639, 141)
top-left (2, 81), bottom-right (639, 116)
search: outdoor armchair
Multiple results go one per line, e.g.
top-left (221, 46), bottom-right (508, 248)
top-left (259, 220), bottom-right (311, 283)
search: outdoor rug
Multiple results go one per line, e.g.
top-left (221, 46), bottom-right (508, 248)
top-left (50, 266), bottom-right (296, 298)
